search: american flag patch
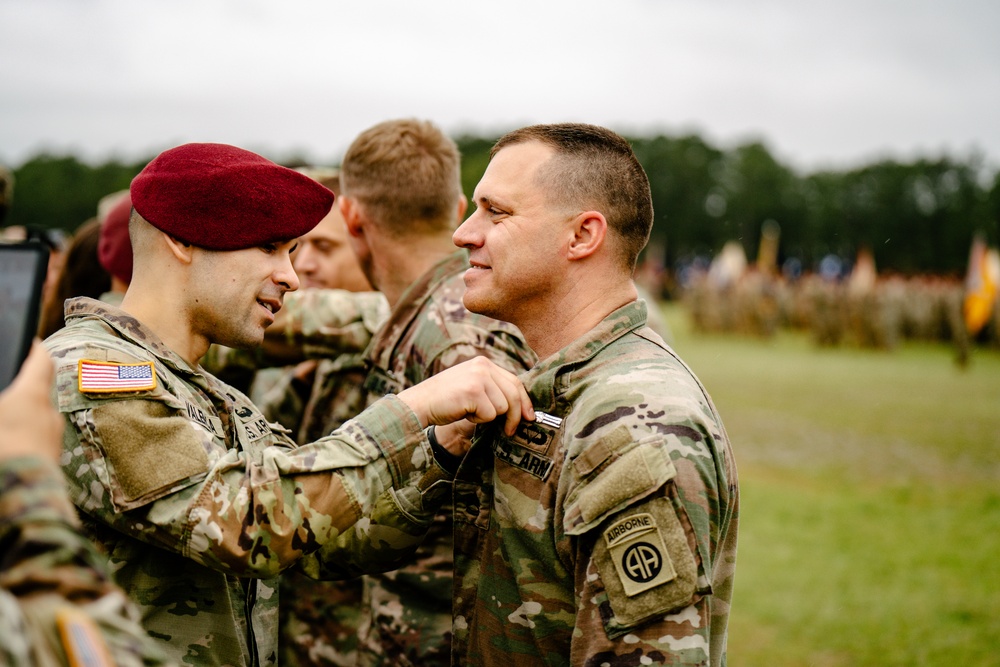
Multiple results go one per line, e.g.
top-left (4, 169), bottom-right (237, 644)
top-left (78, 359), bottom-right (156, 393)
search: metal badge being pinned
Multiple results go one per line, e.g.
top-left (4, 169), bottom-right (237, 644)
top-left (534, 411), bottom-right (562, 429)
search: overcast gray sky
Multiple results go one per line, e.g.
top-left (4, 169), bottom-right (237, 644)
top-left (2, 0), bottom-right (999, 173)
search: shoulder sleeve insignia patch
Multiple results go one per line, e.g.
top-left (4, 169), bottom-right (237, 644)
top-left (605, 512), bottom-right (677, 597)
top-left (593, 498), bottom-right (699, 629)
top-left (78, 359), bottom-right (156, 393)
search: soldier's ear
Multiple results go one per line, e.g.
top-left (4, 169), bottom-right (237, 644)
top-left (339, 196), bottom-right (364, 238)
top-left (456, 194), bottom-right (468, 225)
top-left (162, 232), bottom-right (194, 264)
top-left (566, 211), bottom-right (606, 261)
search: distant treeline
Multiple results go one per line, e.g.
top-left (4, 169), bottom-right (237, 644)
top-left (4, 132), bottom-right (999, 275)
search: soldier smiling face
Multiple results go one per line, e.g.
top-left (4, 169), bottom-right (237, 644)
top-left (454, 140), bottom-right (571, 330)
top-left (185, 239), bottom-right (301, 351)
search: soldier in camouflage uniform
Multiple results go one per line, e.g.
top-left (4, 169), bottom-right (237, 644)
top-left (446, 124), bottom-right (739, 666)
top-left (255, 168), bottom-right (386, 443)
top-left (42, 143), bottom-right (534, 667)
top-left (261, 169), bottom-right (387, 667)
top-left (0, 343), bottom-right (172, 666)
top-left (277, 119), bottom-right (535, 666)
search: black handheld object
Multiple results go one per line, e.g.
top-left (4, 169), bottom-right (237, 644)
top-left (0, 242), bottom-right (50, 390)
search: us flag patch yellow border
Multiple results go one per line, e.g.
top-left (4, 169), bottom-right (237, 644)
top-left (78, 359), bottom-right (156, 393)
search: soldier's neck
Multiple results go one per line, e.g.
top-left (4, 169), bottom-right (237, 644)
top-left (370, 234), bottom-right (456, 307)
top-left (519, 280), bottom-right (638, 361)
top-left (120, 288), bottom-right (208, 366)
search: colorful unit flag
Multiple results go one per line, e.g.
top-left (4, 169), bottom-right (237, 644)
top-left (963, 235), bottom-right (1000, 336)
top-left (78, 360), bottom-right (156, 393)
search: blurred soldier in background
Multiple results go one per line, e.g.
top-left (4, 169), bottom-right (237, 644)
top-left (269, 168), bottom-right (388, 667)
top-left (96, 190), bottom-right (134, 306)
top-left (36, 218), bottom-right (111, 338)
top-left (277, 119), bottom-right (535, 666)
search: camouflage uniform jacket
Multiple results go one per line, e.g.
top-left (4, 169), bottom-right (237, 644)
top-left (276, 251), bottom-right (536, 666)
top-left (256, 291), bottom-right (390, 443)
top-left (355, 250), bottom-right (536, 666)
top-left (0, 456), bottom-right (173, 666)
top-left (258, 294), bottom-right (388, 667)
top-left (452, 300), bottom-right (739, 667)
top-left (42, 297), bottom-right (443, 667)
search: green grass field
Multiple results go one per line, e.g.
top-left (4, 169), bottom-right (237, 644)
top-left (659, 302), bottom-right (1000, 667)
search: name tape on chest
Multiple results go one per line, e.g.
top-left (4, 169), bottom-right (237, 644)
top-left (78, 359), bottom-right (156, 393)
top-left (185, 401), bottom-right (225, 437)
top-left (238, 409), bottom-right (271, 443)
top-left (493, 438), bottom-right (555, 479)
top-left (492, 410), bottom-right (562, 479)
top-left (605, 512), bottom-right (677, 597)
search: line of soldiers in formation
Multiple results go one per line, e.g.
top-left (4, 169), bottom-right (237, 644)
top-left (682, 271), bottom-right (999, 356)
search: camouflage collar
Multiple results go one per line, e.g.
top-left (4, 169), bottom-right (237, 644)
top-left (363, 250), bottom-right (469, 366)
top-left (63, 297), bottom-right (198, 376)
top-left (519, 299), bottom-right (649, 410)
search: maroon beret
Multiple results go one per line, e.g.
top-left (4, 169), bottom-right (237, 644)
top-left (130, 143), bottom-right (334, 251)
top-left (98, 191), bottom-right (134, 283)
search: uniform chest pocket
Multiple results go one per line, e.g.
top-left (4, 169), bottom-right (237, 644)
top-left (91, 398), bottom-right (209, 510)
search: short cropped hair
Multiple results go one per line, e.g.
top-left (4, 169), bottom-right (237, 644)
top-left (340, 119), bottom-right (462, 236)
top-left (491, 123), bottom-right (653, 272)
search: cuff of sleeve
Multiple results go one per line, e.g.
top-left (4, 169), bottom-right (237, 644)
top-left (427, 425), bottom-right (463, 475)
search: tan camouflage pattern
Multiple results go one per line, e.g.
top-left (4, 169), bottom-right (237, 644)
top-left (42, 297), bottom-right (441, 667)
top-left (355, 251), bottom-right (535, 666)
top-left (259, 295), bottom-right (387, 667)
top-left (0, 456), bottom-right (173, 666)
top-left (269, 289), bottom-right (390, 364)
top-left (277, 251), bottom-right (536, 666)
top-left (452, 300), bottom-right (739, 666)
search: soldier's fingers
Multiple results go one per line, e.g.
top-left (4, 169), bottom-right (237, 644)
top-left (9, 341), bottom-right (55, 396)
top-left (481, 367), bottom-right (532, 436)
top-left (0, 341), bottom-right (62, 464)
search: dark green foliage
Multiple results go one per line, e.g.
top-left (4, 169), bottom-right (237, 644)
top-left (5, 154), bottom-right (149, 235)
top-left (7, 135), bottom-right (997, 274)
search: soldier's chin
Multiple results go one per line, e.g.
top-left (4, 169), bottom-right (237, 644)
top-left (462, 291), bottom-right (499, 319)
top-left (217, 330), bottom-right (266, 351)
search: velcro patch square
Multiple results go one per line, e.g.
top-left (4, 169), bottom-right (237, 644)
top-left (605, 512), bottom-right (677, 597)
top-left (78, 359), bottom-right (156, 393)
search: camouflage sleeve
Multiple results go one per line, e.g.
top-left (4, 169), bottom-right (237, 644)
top-left (0, 457), bottom-right (173, 667)
top-left (263, 288), bottom-right (390, 364)
top-left (428, 329), bottom-right (536, 377)
top-left (296, 450), bottom-right (456, 580)
top-left (60, 392), bottom-right (433, 580)
top-left (561, 422), bottom-right (730, 665)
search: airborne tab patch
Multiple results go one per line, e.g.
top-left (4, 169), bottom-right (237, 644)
top-left (78, 359), bottom-right (156, 393)
top-left (605, 512), bottom-right (677, 597)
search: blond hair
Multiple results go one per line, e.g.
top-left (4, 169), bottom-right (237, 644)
top-left (340, 119), bottom-right (461, 235)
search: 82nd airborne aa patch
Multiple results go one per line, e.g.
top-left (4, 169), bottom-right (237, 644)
top-left (605, 512), bottom-right (677, 597)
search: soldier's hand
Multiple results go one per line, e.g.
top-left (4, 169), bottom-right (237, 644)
top-left (433, 420), bottom-right (477, 457)
top-left (0, 341), bottom-right (64, 464)
top-left (398, 357), bottom-right (534, 437)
